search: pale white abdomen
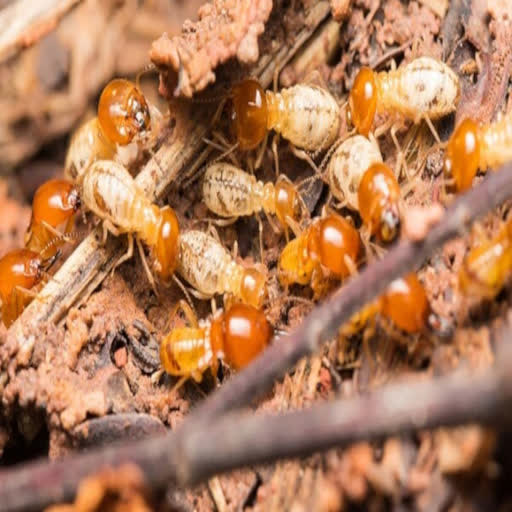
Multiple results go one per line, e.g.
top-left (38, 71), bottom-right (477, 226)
top-left (327, 135), bottom-right (383, 209)
top-left (202, 163), bottom-right (263, 217)
top-left (81, 160), bottom-right (148, 235)
top-left (481, 112), bottom-right (512, 170)
top-left (379, 57), bottom-right (459, 122)
top-left (177, 230), bottom-right (234, 296)
top-left (267, 85), bottom-right (340, 151)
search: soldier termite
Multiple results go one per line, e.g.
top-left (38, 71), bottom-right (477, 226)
top-left (177, 229), bottom-right (267, 309)
top-left (159, 301), bottom-right (272, 390)
top-left (278, 211), bottom-right (361, 298)
top-left (25, 179), bottom-right (81, 258)
top-left (444, 114), bottom-right (512, 192)
top-left (348, 57), bottom-right (460, 173)
top-left (79, 160), bottom-right (180, 288)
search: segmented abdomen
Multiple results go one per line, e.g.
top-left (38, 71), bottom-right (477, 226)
top-left (177, 230), bottom-right (232, 296)
top-left (202, 163), bottom-right (260, 217)
top-left (328, 135), bottom-right (382, 208)
top-left (81, 161), bottom-right (147, 234)
top-left (268, 85), bottom-right (340, 151)
top-left (162, 328), bottom-right (211, 376)
top-left (379, 57), bottom-right (459, 122)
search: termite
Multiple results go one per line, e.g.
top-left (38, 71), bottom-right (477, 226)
top-left (159, 301), bottom-right (272, 389)
top-left (444, 114), bottom-right (512, 192)
top-left (459, 219), bottom-right (512, 299)
top-left (230, 78), bottom-right (340, 154)
top-left (348, 57), bottom-right (460, 167)
top-left (25, 179), bottom-right (81, 257)
top-left (65, 78), bottom-right (162, 181)
top-left (0, 248), bottom-right (59, 327)
top-left (202, 162), bottom-right (305, 256)
top-left (278, 211), bottom-right (361, 297)
top-left (79, 160), bottom-right (180, 286)
top-left (324, 135), bottom-right (401, 242)
top-left (177, 230), bottom-right (267, 308)
top-left (341, 273), bottom-right (430, 337)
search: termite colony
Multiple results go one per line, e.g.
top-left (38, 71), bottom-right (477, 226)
top-left (8, 47), bottom-right (510, 396)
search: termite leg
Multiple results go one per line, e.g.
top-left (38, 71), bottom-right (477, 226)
top-left (290, 144), bottom-right (320, 175)
top-left (272, 133), bottom-right (281, 177)
top-left (112, 233), bottom-right (134, 276)
top-left (390, 122), bottom-right (409, 180)
top-left (422, 115), bottom-right (442, 145)
top-left (169, 299), bottom-right (199, 328)
top-left (171, 375), bottom-right (189, 395)
top-left (135, 237), bottom-right (157, 295)
top-left (255, 212), bottom-right (265, 263)
top-left (254, 130), bottom-right (269, 171)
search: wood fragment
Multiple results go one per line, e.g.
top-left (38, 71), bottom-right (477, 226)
top-left (0, 0), bottom-right (83, 63)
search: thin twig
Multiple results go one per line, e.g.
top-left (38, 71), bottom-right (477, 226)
top-left (1, 329), bottom-right (512, 511)
top-left (2, 163), bottom-right (512, 512)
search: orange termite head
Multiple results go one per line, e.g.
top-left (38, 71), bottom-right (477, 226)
top-left (274, 177), bottom-right (301, 228)
top-left (306, 213), bottom-right (361, 278)
top-left (210, 303), bottom-right (272, 371)
top-left (239, 266), bottom-right (267, 309)
top-left (444, 118), bottom-right (481, 192)
top-left (230, 78), bottom-right (268, 150)
top-left (348, 67), bottom-right (378, 137)
top-left (31, 179), bottom-right (80, 227)
top-left (98, 78), bottom-right (151, 146)
top-left (154, 206), bottom-right (180, 283)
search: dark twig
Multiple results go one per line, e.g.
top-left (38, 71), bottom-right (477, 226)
top-left (2, 162), bottom-right (512, 512)
top-left (2, 333), bottom-right (512, 511)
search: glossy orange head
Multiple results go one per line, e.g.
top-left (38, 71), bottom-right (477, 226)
top-left (98, 79), bottom-right (151, 145)
top-left (240, 267), bottom-right (267, 309)
top-left (307, 213), bottom-right (360, 278)
top-left (211, 304), bottom-right (272, 370)
top-left (380, 274), bottom-right (429, 333)
top-left (348, 67), bottom-right (378, 136)
top-left (274, 178), bottom-right (300, 228)
top-left (358, 163), bottom-right (401, 243)
top-left (31, 179), bottom-right (80, 228)
top-left (444, 118), bottom-right (481, 192)
top-left (230, 79), bottom-right (268, 150)
top-left (154, 206), bottom-right (180, 283)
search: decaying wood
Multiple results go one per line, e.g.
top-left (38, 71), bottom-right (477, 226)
top-left (3, 154), bottom-right (512, 512)
top-left (0, 0), bottom-right (83, 63)
top-left (2, 2), bottom-right (332, 369)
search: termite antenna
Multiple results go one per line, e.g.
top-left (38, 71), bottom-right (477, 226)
top-left (136, 63), bottom-right (158, 90)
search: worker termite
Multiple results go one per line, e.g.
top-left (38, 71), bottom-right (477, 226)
top-left (278, 211), bottom-right (361, 297)
top-left (25, 179), bottom-right (81, 257)
top-left (0, 248), bottom-right (59, 327)
top-left (229, 78), bottom-right (340, 170)
top-left (65, 78), bottom-right (163, 181)
top-left (459, 219), bottom-right (512, 299)
top-left (444, 114), bottom-right (512, 192)
top-left (324, 135), bottom-right (401, 243)
top-left (177, 230), bottom-right (267, 308)
top-left (79, 160), bottom-right (180, 286)
top-left (348, 57), bottom-right (460, 170)
top-left (202, 162), bottom-right (306, 257)
top-left (159, 301), bottom-right (272, 389)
